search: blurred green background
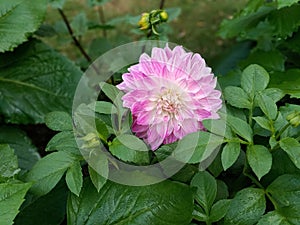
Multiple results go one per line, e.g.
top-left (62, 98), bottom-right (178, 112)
top-left (44, 0), bottom-right (248, 66)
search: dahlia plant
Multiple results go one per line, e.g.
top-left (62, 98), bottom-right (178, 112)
top-left (1, 0), bottom-right (300, 225)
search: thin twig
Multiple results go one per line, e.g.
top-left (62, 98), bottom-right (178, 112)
top-left (58, 9), bottom-right (92, 63)
top-left (159, 0), bottom-right (165, 9)
top-left (97, 6), bottom-right (107, 38)
top-left (58, 9), bottom-right (100, 74)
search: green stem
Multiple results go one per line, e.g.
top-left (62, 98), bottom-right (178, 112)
top-left (244, 170), bottom-right (265, 189)
top-left (98, 133), bottom-right (108, 145)
top-left (225, 138), bottom-right (249, 145)
top-left (275, 123), bottom-right (291, 140)
top-left (265, 191), bottom-right (279, 210)
top-left (270, 120), bottom-right (276, 136)
top-left (97, 5), bottom-right (107, 38)
top-left (243, 158), bottom-right (264, 189)
top-left (249, 107), bottom-right (253, 127)
top-left (270, 144), bottom-right (280, 153)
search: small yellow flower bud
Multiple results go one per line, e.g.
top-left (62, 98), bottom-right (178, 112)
top-left (138, 13), bottom-right (150, 30)
top-left (159, 10), bottom-right (168, 22)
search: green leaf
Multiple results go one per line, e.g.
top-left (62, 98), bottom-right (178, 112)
top-left (218, 69), bottom-right (242, 89)
top-left (34, 24), bottom-right (57, 37)
top-left (262, 149), bottom-right (300, 185)
top-left (221, 142), bottom-right (240, 171)
top-left (255, 92), bottom-right (278, 120)
top-left (241, 64), bottom-right (269, 98)
top-left (224, 188), bottom-right (266, 225)
top-left (88, 38), bottom-right (113, 59)
top-left (202, 118), bottom-right (233, 139)
top-left (257, 210), bottom-right (293, 225)
top-left (88, 165), bottom-right (107, 192)
top-left (218, 4), bottom-right (274, 38)
top-left (193, 206), bottom-right (207, 222)
top-left (171, 164), bottom-right (199, 183)
top-left (247, 145), bottom-right (272, 180)
top-left (165, 7), bottom-right (182, 22)
top-left (191, 171), bottom-right (217, 212)
top-left (279, 137), bottom-right (300, 169)
top-left (46, 131), bottom-right (81, 156)
top-left (240, 50), bottom-right (286, 72)
top-left (277, 0), bottom-right (300, 9)
top-left (25, 151), bottom-right (76, 196)
top-left (0, 182), bottom-right (31, 225)
top-left (285, 30), bottom-right (300, 54)
top-left (109, 134), bottom-right (150, 165)
top-left (155, 143), bottom-right (177, 161)
top-left (269, 4), bottom-right (300, 38)
top-left (0, 144), bottom-right (20, 178)
top-left (214, 42), bottom-right (252, 76)
top-left (71, 12), bottom-right (88, 37)
top-left (45, 111), bottom-right (73, 131)
top-left (253, 116), bottom-right (272, 131)
top-left (0, 126), bottom-right (40, 171)
top-left (262, 88), bottom-right (285, 103)
top-left (99, 82), bottom-right (127, 132)
top-left (210, 199), bottom-right (231, 222)
top-left (207, 151), bottom-right (223, 177)
top-left (99, 82), bottom-right (124, 108)
top-left (73, 103), bottom-right (111, 140)
top-left (67, 178), bottom-right (193, 225)
top-left (269, 136), bottom-right (277, 149)
top-left (0, 39), bottom-right (82, 124)
top-left (267, 174), bottom-right (300, 207)
top-left (14, 180), bottom-right (68, 225)
top-left (269, 69), bottom-right (300, 98)
top-left (0, 0), bottom-right (47, 52)
top-left (173, 131), bottom-right (224, 163)
top-left (224, 86), bottom-right (251, 109)
top-left (227, 115), bottom-right (253, 142)
top-left (227, 105), bottom-right (247, 121)
top-left (216, 180), bottom-right (229, 201)
top-left (278, 206), bottom-right (300, 224)
top-left (90, 101), bottom-right (117, 114)
top-left (66, 161), bottom-right (83, 196)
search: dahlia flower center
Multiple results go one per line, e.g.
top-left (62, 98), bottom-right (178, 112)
top-left (158, 88), bottom-right (182, 114)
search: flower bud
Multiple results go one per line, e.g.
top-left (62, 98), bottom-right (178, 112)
top-left (138, 13), bottom-right (150, 30)
top-left (80, 132), bottom-right (99, 148)
top-left (159, 10), bottom-right (168, 22)
top-left (286, 111), bottom-right (300, 127)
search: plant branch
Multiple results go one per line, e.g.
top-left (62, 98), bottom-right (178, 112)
top-left (224, 138), bottom-right (249, 145)
top-left (275, 123), bottom-right (291, 140)
top-left (265, 192), bottom-right (279, 210)
top-left (243, 158), bottom-right (264, 189)
top-left (248, 106), bottom-right (253, 127)
top-left (97, 6), bottom-right (107, 38)
top-left (159, 0), bottom-right (165, 9)
top-left (58, 9), bottom-right (93, 63)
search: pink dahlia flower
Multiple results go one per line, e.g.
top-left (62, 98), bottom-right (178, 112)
top-left (117, 45), bottom-right (222, 150)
